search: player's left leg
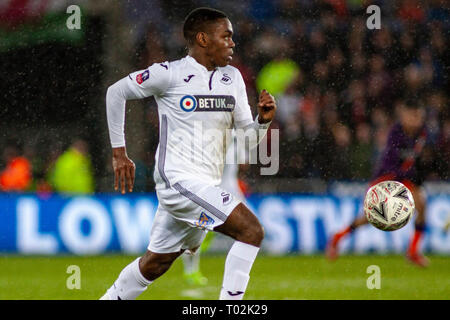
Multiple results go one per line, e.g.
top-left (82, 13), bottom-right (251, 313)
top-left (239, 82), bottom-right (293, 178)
top-left (406, 184), bottom-right (429, 267)
top-left (213, 203), bottom-right (264, 300)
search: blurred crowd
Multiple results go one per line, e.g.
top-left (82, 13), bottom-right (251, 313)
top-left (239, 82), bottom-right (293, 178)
top-left (1, 0), bottom-right (449, 193)
top-left (0, 138), bottom-right (94, 194)
top-left (128, 0), bottom-right (449, 187)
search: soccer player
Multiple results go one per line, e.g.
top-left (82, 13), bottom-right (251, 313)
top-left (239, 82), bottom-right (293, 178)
top-left (100, 7), bottom-right (276, 300)
top-left (326, 100), bottom-right (431, 267)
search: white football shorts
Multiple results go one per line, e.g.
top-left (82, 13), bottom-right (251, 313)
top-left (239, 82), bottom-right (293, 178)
top-left (147, 179), bottom-right (241, 253)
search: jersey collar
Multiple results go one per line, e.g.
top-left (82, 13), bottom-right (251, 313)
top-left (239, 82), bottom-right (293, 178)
top-left (186, 55), bottom-right (217, 73)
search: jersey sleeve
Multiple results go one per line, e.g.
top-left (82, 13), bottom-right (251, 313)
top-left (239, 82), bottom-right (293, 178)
top-left (126, 61), bottom-right (172, 98)
top-left (233, 69), bottom-right (254, 129)
top-left (106, 62), bottom-right (171, 148)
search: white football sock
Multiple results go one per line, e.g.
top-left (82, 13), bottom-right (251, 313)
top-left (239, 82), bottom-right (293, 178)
top-left (182, 251), bottom-right (200, 275)
top-left (219, 241), bottom-right (260, 300)
top-left (100, 257), bottom-right (152, 300)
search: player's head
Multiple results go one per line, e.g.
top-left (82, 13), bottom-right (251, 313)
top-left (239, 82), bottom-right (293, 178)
top-left (183, 7), bottom-right (234, 67)
top-left (398, 98), bottom-right (425, 134)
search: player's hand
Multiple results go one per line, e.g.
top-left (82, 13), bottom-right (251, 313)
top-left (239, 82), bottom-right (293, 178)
top-left (257, 89), bottom-right (276, 124)
top-left (112, 147), bottom-right (135, 194)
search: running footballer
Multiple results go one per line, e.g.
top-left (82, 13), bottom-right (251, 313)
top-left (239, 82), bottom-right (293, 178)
top-left (101, 7), bottom-right (276, 300)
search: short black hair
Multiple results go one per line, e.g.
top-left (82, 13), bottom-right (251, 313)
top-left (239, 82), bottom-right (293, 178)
top-left (183, 7), bottom-right (228, 45)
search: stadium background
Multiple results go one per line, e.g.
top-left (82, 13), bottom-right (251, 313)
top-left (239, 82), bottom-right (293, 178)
top-left (0, 0), bottom-right (449, 299)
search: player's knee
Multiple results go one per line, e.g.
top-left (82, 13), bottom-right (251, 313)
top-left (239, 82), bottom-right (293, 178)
top-left (241, 221), bottom-right (264, 247)
top-left (216, 204), bottom-right (265, 247)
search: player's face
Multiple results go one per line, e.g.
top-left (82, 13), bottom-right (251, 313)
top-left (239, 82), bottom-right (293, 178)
top-left (207, 18), bottom-right (235, 67)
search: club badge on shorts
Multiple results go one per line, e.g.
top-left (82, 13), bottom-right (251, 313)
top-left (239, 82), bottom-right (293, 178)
top-left (195, 212), bottom-right (215, 229)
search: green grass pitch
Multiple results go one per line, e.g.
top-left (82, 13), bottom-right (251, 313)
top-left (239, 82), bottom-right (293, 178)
top-left (0, 254), bottom-right (448, 300)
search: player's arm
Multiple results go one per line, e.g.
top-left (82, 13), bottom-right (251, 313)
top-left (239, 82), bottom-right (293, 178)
top-left (106, 62), bottom-right (171, 193)
top-left (233, 71), bottom-right (276, 150)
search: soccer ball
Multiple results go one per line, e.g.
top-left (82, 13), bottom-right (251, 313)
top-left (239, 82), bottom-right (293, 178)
top-left (363, 181), bottom-right (415, 231)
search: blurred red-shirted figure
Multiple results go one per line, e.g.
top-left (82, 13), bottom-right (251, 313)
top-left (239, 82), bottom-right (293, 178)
top-left (0, 141), bottom-right (31, 192)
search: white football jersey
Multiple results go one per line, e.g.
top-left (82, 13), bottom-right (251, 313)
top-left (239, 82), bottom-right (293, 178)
top-left (107, 55), bottom-right (270, 189)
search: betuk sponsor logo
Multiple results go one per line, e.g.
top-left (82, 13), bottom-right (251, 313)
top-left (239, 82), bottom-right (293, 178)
top-left (179, 95), bottom-right (235, 112)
